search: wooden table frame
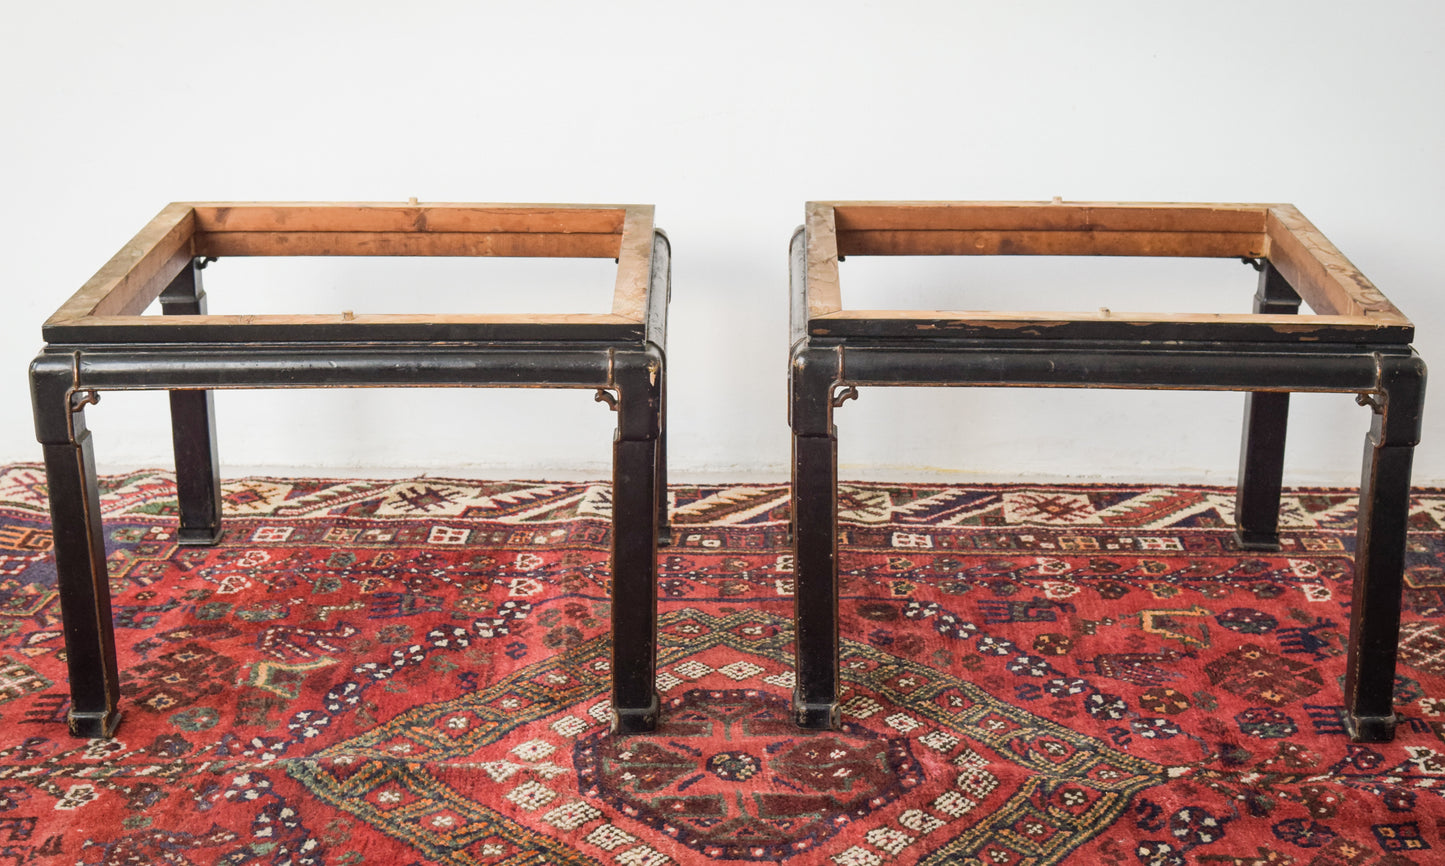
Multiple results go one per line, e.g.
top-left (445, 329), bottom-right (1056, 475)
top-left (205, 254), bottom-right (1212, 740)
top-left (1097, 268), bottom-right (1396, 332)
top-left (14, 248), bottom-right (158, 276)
top-left (789, 200), bottom-right (1425, 742)
top-left (31, 202), bottom-right (670, 738)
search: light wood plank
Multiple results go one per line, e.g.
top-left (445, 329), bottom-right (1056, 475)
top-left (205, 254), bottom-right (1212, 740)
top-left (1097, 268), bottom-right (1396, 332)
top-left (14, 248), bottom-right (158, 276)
top-left (54, 312), bottom-right (635, 328)
top-left (806, 203), bottom-right (843, 317)
top-left (46, 203), bottom-right (196, 325)
top-left (811, 309), bottom-right (1411, 343)
top-left (817, 309), bottom-right (1381, 327)
top-left (193, 231), bottom-right (621, 258)
top-left (836, 229), bottom-right (1264, 258)
top-left (43, 311), bottom-right (643, 344)
top-left (610, 205), bottom-right (654, 321)
top-left (832, 202), bottom-right (1268, 233)
top-left (190, 203), bottom-right (627, 234)
top-left (1263, 209), bottom-right (1351, 315)
top-left (1265, 205), bottom-right (1409, 322)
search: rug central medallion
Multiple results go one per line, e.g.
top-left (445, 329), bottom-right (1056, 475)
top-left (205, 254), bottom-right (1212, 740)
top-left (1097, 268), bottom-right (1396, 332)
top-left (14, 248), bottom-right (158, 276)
top-left (290, 608), bottom-right (1166, 865)
top-left (576, 689), bottom-right (923, 859)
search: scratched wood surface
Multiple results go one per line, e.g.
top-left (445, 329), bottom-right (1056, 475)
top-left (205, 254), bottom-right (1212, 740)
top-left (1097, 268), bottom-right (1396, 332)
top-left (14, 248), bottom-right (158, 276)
top-left (43, 203), bottom-right (659, 343)
top-left (802, 200), bottom-right (1412, 344)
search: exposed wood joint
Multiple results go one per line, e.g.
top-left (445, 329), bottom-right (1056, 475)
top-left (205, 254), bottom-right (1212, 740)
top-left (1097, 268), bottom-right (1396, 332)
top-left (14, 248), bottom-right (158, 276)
top-left (1264, 205), bottom-right (1409, 323)
top-left (47, 203), bottom-right (196, 325)
top-left (611, 206), bottom-right (654, 321)
top-left (806, 203), bottom-right (842, 318)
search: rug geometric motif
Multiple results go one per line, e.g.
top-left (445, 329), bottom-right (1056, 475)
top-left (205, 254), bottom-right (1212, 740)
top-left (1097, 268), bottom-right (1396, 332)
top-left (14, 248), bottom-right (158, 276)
top-left (2, 465), bottom-right (1445, 865)
top-left (293, 609), bottom-right (1163, 865)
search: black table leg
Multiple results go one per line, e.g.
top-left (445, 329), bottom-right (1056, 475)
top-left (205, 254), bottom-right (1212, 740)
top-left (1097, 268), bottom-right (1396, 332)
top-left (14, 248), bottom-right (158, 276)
top-left (791, 348), bottom-right (841, 729)
top-left (656, 362), bottom-right (671, 547)
top-left (1235, 391), bottom-right (1291, 550)
top-left (1345, 351), bottom-right (1427, 742)
top-left (160, 260), bottom-right (222, 546)
top-left (30, 358), bottom-right (121, 738)
top-left (610, 349), bottom-right (662, 733)
top-left (1235, 263), bottom-right (1302, 551)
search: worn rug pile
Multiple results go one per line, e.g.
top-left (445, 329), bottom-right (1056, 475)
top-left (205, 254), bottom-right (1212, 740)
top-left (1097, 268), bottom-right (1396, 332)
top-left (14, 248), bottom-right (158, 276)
top-left (1, 465), bottom-right (1444, 864)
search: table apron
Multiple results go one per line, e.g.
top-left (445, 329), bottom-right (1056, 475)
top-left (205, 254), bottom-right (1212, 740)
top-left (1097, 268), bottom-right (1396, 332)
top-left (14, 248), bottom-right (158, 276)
top-left (836, 345), bottom-right (1397, 392)
top-left (36, 346), bottom-right (626, 391)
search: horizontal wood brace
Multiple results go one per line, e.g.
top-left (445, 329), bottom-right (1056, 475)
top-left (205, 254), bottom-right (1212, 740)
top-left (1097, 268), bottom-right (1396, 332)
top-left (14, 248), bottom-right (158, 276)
top-left (831, 203), bottom-right (1268, 233)
top-left (808, 309), bottom-right (1412, 344)
top-left (835, 229), bottom-right (1264, 258)
top-left (190, 204), bottom-right (627, 234)
top-left (815, 309), bottom-right (1383, 326)
top-left (193, 231), bottom-right (622, 258)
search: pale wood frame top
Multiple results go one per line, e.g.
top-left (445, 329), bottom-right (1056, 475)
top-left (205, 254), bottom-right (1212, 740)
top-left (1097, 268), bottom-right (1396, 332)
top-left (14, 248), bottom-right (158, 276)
top-left (43, 202), bottom-right (657, 343)
top-left (804, 201), bottom-right (1412, 343)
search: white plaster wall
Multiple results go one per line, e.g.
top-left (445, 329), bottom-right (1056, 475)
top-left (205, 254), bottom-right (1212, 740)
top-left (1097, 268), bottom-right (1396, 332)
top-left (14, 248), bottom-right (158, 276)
top-left (3, 1), bottom-right (1443, 484)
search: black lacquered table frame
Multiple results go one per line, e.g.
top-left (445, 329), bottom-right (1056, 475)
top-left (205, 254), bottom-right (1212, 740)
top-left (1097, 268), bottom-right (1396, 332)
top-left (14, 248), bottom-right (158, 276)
top-left (788, 201), bottom-right (1425, 742)
top-left (30, 202), bottom-right (670, 738)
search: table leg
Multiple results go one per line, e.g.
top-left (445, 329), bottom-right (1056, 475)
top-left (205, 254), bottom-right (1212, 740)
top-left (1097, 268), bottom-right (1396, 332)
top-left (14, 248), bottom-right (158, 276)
top-left (610, 349), bottom-right (662, 733)
top-left (1235, 263), bottom-right (1302, 550)
top-left (160, 260), bottom-right (222, 546)
top-left (656, 363), bottom-right (671, 547)
top-left (30, 356), bottom-right (121, 738)
top-left (791, 348), bottom-right (841, 729)
top-left (1235, 391), bottom-right (1291, 550)
top-left (1345, 351), bottom-right (1426, 742)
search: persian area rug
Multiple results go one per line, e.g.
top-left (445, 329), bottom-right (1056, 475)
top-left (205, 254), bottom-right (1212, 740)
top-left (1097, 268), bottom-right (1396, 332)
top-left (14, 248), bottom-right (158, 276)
top-left (0, 466), bottom-right (1444, 865)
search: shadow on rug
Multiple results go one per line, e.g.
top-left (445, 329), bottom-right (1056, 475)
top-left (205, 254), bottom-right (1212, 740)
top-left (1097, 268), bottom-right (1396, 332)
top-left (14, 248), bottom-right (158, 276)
top-left (0, 465), bottom-right (1442, 864)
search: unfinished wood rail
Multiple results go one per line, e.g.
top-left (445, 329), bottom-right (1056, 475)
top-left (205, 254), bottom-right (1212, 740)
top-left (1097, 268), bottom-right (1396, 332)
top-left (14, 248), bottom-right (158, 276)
top-left (803, 200), bottom-right (1411, 343)
top-left (44, 202), bottom-right (655, 343)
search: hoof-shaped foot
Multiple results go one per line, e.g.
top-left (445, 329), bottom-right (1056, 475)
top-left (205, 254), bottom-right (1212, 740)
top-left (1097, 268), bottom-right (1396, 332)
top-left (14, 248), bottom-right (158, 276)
top-left (793, 695), bottom-right (840, 730)
top-left (176, 525), bottom-right (224, 547)
top-left (1345, 711), bottom-right (1397, 743)
top-left (68, 708), bottom-right (121, 739)
top-left (611, 692), bottom-right (661, 734)
top-left (1232, 529), bottom-right (1281, 552)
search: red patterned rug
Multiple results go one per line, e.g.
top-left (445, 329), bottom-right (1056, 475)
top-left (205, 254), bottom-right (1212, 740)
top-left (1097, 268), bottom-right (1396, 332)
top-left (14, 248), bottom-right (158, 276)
top-left (0, 466), bottom-right (1444, 865)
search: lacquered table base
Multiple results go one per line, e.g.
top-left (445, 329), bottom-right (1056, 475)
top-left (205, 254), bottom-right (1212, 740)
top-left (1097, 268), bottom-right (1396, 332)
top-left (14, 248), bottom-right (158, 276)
top-left (788, 200), bottom-right (1424, 742)
top-left (31, 202), bottom-right (671, 737)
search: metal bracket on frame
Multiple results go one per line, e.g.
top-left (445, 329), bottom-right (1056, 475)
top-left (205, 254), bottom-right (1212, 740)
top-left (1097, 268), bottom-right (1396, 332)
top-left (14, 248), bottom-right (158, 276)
top-left (68, 390), bottom-right (101, 412)
top-left (1356, 392), bottom-right (1385, 413)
